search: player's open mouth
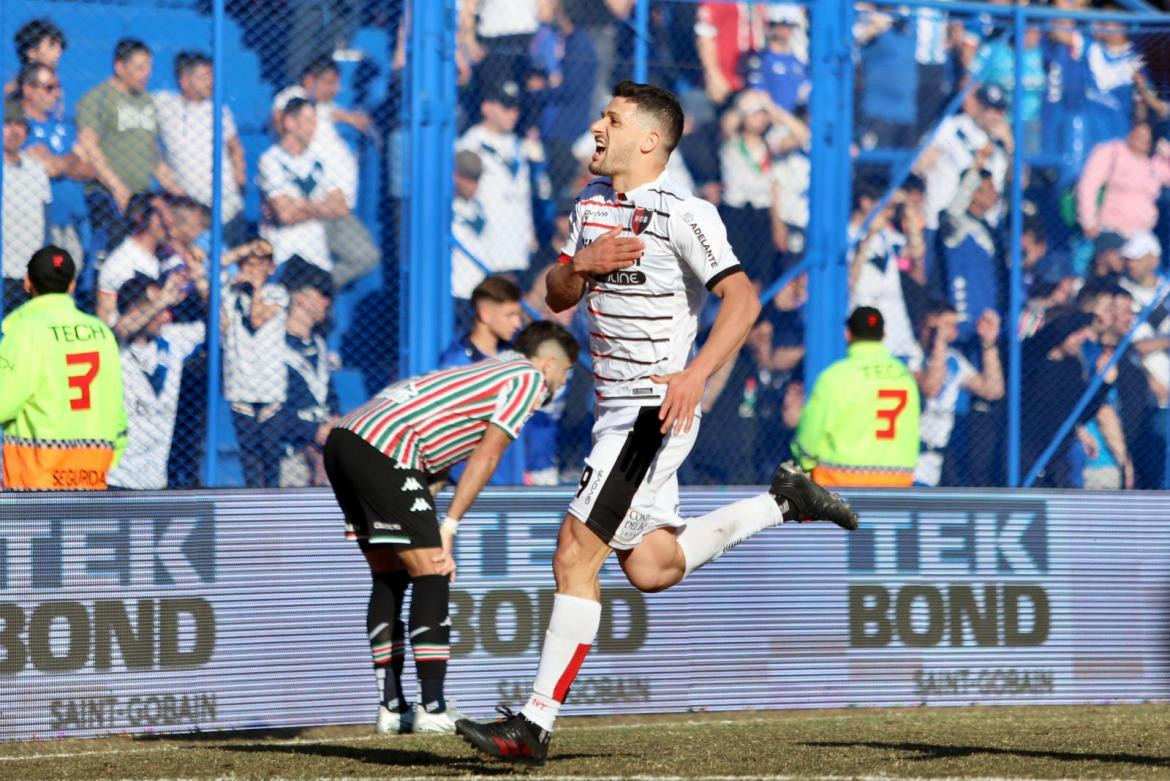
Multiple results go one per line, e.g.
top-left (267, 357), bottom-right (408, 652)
top-left (592, 138), bottom-right (606, 162)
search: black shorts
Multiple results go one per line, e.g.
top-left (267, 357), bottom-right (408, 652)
top-left (323, 427), bottom-right (441, 550)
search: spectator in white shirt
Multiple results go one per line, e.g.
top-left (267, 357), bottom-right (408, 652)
top-left (849, 184), bottom-right (925, 368)
top-left (154, 51), bottom-right (248, 246)
top-left (271, 54), bottom-right (382, 291)
top-left (2, 102), bottom-right (51, 311)
top-left (257, 98), bottom-right (347, 272)
top-left (719, 89), bottom-right (807, 282)
top-left (107, 274), bottom-right (206, 490)
top-left (913, 302), bottom-right (1004, 486)
top-left (221, 239), bottom-right (289, 488)
top-left (458, 0), bottom-right (539, 88)
top-left (97, 192), bottom-right (168, 329)
top-left (915, 84), bottom-right (1011, 232)
top-left (452, 149), bottom-right (490, 301)
top-left (456, 79), bottom-right (535, 275)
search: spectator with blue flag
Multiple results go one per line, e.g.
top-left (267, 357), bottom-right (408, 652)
top-left (941, 162), bottom-right (1001, 349)
top-left (1083, 19), bottom-right (1168, 152)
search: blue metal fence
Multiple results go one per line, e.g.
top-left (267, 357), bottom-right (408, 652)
top-left (3, 0), bottom-right (1170, 489)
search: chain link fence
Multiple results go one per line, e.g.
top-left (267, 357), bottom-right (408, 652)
top-left (2, 0), bottom-right (1170, 490)
top-left (1, 0), bottom-right (400, 488)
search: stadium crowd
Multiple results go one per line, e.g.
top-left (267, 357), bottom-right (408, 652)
top-left (2, 0), bottom-right (1170, 490)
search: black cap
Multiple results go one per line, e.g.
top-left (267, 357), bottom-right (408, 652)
top-left (281, 254), bottom-right (334, 298)
top-left (1027, 311), bottom-right (1094, 357)
top-left (484, 78), bottom-right (522, 107)
top-left (976, 83), bottom-right (1007, 111)
top-left (27, 245), bottom-right (76, 294)
top-left (1093, 231), bottom-right (1126, 255)
top-left (847, 306), bottom-right (884, 340)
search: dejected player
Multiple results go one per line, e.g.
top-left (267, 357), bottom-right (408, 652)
top-left (324, 321), bottom-right (578, 734)
top-left (455, 81), bottom-right (857, 766)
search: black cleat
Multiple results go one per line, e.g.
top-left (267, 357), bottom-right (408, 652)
top-left (455, 706), bottom-right (550, 767)
top-left (770, 461), bottom-right (859, 530)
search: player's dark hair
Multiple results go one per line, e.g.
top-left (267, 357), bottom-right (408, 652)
top-left (471, 276), bottom-right (522, 309)
top-left (301, 54), bottom-right (339, 80)
top-left (114, 38), bottom-right (151, 65)
top-left (611, 80), bottom-right (684, 154)
top-left (14, 19), bottom-right (66, 64)
top-left (174, 50), bottom-right (211, 83)
top-left (514, 321), bottom-right (579, 364)
top-left (16, 62), bottom-right (52, 92)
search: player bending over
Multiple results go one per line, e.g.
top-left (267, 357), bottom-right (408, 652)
top-left (455, 81), bottom-right (857, 766)
top-left (324, 321), bottom-right (578, 734)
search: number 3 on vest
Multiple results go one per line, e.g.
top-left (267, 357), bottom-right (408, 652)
top-left (875, 389), bottom-right (908, 440)
top-left (66, 351), bottom-right (101, 411)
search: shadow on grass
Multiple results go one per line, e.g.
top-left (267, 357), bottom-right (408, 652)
top-left (803, 740), bottom-right (1170, 768)
top-left (134, 727), bottom-right (312, 742)
top-left (220, 741), bottom-right (602, 773)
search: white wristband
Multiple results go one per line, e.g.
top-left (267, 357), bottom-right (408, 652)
top-left (440, 516), bottom-right (460, 537)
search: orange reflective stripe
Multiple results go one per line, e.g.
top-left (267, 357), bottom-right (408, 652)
top-left (2, 441), bottom-right (114, 490)
top-left (811, 464), bottom-right (914, 488)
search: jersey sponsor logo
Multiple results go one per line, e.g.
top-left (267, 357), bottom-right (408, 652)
top-left (595, 269), bottom-right (646, 285)
top-left (410, 497), bottom-right (432, 513)
top-left (401, 477), bottom-right (424, 492)
top-left (688, 222), bottom-right (718, 269)
top-left (630, 207), bottom-right (651, 235)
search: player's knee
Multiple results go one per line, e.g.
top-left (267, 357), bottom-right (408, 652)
top-left (552, 545), bottom-right (597, 595)
top-left (623, 565), bottom-right (671, 594)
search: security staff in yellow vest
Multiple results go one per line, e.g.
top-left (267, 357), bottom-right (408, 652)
top-left (0, 246), bottom-right (127, 489)
top-left (792, 306), bottom-right (920, 487)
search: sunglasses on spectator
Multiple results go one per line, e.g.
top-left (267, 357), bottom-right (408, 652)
top-left (34, 81), bottom-right (61, 92)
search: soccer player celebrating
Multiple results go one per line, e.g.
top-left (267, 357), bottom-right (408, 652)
top-left (324, 321), bottom-right (578, 734)
top-left (455, 81), bottom-right (857, 766)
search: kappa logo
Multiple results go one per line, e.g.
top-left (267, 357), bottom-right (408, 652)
top-left (401, 477), bottom-right (424, 492)
top-left (410, 497), bottom-right (432, 512)
top-left (630, 207), bottom-right (651, 235)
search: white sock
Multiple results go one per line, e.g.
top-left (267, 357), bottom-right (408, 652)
top-left (676, 494), bottom-right (786, 578)
top-left (521, 593), bottom-right (601, 732)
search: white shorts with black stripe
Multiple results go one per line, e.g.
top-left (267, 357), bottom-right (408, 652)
top-left (567, 405), bottom-right (700, 550)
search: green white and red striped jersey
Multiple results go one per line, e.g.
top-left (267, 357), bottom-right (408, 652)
top-left (337, 354), bottom-right (548, 473)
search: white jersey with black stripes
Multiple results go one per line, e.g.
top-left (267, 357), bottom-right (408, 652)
top-left (560, 170), bottom-right (744, 407)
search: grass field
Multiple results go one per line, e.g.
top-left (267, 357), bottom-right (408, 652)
top-left (1, 704), bottom-right (1168, 780)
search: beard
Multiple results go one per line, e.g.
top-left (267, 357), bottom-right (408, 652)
top-left (588, 142), bottom-right (632, 177)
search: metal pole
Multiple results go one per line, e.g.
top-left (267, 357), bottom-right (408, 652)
top-left (805, 0), bottom-right (854, 386)
top-left (1007, 6), bottom-right (1025, 487)
top-left (0, 0), bottom-right (6, 327)
top-left (633, 0), bottom-right (649, 83)
top-left (404, 0), bottom-right (455, 376)
top-left (202, 0), bottom-right (226, 487)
